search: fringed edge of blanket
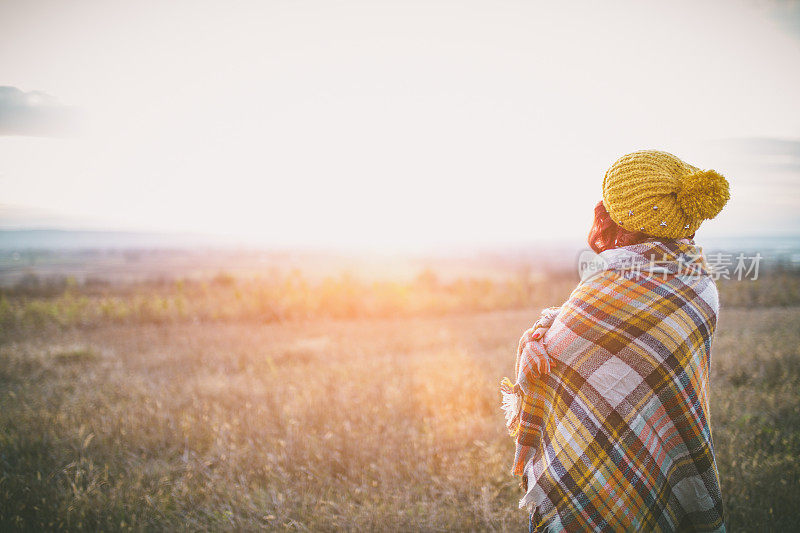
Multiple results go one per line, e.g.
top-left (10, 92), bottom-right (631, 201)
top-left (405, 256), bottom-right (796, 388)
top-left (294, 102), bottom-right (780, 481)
top-left (500, 377), bottom-right (521, 437)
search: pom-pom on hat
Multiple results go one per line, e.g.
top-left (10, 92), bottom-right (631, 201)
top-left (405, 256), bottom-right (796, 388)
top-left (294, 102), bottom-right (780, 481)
top-left (602, 150), bottom-right (730, 239)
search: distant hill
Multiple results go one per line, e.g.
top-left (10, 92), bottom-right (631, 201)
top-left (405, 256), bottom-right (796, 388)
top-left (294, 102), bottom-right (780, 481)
top-left (2, 229), bottom-right (800, 254)
top-left (0, 229), bottom-right (238, 250)
top-left (0, 228), bottom-right (797, 288)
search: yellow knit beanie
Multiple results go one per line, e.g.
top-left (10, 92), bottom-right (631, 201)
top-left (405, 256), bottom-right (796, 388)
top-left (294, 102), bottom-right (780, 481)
top-left (602, 150), bottom-right (730, 239)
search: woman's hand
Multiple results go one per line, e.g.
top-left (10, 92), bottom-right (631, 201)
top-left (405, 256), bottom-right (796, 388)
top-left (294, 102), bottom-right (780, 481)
top-left (503, 306), bottom-right (561, 437)
top-left (516, 306), bottom-right (560, 377)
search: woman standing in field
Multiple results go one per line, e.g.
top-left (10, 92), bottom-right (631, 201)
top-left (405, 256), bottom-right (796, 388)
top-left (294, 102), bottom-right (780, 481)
top-left (502, 150), bottom-right (730, 532)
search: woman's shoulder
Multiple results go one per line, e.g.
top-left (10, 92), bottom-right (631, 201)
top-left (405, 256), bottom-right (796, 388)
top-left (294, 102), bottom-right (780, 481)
top-left (563, 266), bottom-right (720, 318)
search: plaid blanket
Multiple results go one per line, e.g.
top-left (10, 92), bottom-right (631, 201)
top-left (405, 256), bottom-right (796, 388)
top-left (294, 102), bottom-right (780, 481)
top-left (502, 239), bottom-right (725, 532)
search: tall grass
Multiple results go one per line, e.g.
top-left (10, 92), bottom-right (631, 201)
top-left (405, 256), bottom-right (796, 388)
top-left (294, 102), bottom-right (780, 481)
top-left (0, 271), bottom-right (578, 339)
top-left (0, 315), bottom-right (525, 530)
top-left (2, 270), bottom-right (799, 339)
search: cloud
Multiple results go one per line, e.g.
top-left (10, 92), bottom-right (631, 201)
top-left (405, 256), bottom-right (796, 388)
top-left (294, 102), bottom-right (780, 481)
top-left (703, 137), bottom-right (800, 173)
top-left (0, 86), bottom-right (81, 137)
top-left (768, 0), bottom-right (800, 39)
top-left (710, 137), bottom-right (800, 156)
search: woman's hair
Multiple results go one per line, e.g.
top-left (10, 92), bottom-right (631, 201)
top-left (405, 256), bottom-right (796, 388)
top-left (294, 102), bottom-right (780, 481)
top-left (587, 200), bottom-right (668, 253)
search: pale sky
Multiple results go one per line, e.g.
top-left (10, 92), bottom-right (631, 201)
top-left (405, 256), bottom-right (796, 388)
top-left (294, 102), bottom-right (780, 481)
top-left (1, 0), bottom-right (799, 250)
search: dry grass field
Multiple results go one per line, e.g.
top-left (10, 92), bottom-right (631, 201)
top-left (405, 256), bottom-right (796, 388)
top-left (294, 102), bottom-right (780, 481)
top-left (1, 274), bottom-right (799, 531)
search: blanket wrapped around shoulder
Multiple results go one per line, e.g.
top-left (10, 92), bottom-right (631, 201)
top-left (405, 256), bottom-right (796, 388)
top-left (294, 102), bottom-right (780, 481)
top-left (501, 239), bottom-right (725, 532)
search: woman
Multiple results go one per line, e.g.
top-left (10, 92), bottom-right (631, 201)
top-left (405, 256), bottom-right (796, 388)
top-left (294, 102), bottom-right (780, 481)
top-left (502, 150), bottom-right (730, 532)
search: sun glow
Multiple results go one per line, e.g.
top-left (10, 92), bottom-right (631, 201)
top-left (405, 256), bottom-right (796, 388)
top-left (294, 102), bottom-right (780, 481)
top-left (2, 0), bottom-right (799, 249)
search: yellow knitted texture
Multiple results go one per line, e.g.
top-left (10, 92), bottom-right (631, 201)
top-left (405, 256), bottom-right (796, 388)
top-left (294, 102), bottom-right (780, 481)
top-left (602, 150), bottom-right (730, 239)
